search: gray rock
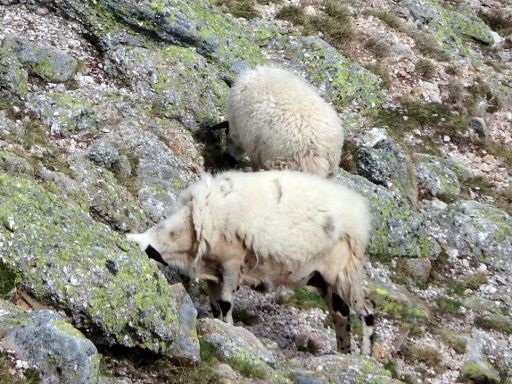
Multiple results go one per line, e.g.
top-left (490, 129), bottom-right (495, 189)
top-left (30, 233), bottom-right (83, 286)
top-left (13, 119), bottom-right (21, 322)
top-left (0, 150), bottom-right (34, 177)
top-left (105, 45), bottom-right (228, 131)
top-left (296, 376), bottom-right (328, 384)
top-left (292, 354), bottom-right (401, 384)
top-left (0, 110), bottom-right (23, 139)
top-left (367, 278), bottom-right (430, 325)
top-left (0, 45), bottom-right (28, 98)
top-left (422, 199), bottom-right (512, 270)
top-left (0, 173), bottom-right (199, 362)
top-left (356, 139), bottom-right (417, 204)
top-left (402, 257), bottom-right (432, 286)
top-left (412, 153), bottom-right (461, 201)
top-left (199, 318), bottom-right (275, 367)
top-left (2, 35), bottom-right (78, 83)
top-left (28, 92), bottom-right (98, 136)
top-left (336, 170), bottom-right (440, 260)
top-left (0, 300), bottom-right (99, 383)
top-left (462, 338), bottom-right (500, 384)
top-left (498, 49), bottom-right (512, 62)
top-left (470, 117), bottom-right (488, 139)
top-left (88, 138), bottom-right (120, 169)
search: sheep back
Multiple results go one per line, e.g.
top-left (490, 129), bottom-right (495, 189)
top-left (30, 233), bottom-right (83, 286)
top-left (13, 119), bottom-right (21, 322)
top-left (226, 66), bottom-right (344, 177)
top-left (179, 170), bottom-right (370, 266)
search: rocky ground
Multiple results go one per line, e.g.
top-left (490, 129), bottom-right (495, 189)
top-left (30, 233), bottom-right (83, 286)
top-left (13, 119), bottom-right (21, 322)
top-left (0, 0), bottom-right (511, 383)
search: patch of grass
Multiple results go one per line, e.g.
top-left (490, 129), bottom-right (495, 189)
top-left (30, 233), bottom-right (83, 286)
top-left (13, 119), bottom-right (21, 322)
top-left (256, 0), bottom-right (282, 4)
top-left (364, 63), bottom-right (391, 88)
top-left (435, 297), bottom-right (463, 316)
top-left (446, 273), bottom-right (486, 296)
top-left (0, 353), bottom-right (40, 384)
top-left (364, 37), bottom-right (391, 58)
top-left (214, 0), bottom-right (259, 19)
top-left (441, 334), bottom-right (466, 354)
top-left (415, 59), bottom-right (436, 79)
top-left (366, 10), bottom-right (406, 32)
top-left (275, 5), bottom-right (306, 25)
top-left (401, 343), bottom-right (444, 372)
top-left (445, 66), bottom-right (457, 75)
top-left (229, 355), bottom-right (268, 379)
top-left (232, 308), bottom-right (259, 325)
top-left (302, 0), bottom-right (353, 45)
top-left (275, 287), bottom-right (327, 311)
top-left (323, 0), bottom-right (350, 20)
top-left (475, 315), bottom-right (512, 334)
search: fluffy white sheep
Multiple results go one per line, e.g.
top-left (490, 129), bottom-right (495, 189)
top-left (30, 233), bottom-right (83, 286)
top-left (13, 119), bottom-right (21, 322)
top-left (220, 65), bottom-right (344, 178)
top-left (127, 170), bottom-right (374, 355)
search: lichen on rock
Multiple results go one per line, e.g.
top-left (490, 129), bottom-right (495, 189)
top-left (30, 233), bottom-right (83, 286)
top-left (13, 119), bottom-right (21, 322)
top-left (0, 173), bottom-right (199, 362)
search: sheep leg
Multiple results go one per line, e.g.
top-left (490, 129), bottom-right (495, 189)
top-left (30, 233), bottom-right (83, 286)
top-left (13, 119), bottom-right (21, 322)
top-left (352, 298), bottom-right (375, 356)
top-left (308, 271), bottom-right (351, 353)
top-left (218, 260), bottom-right (241, 325)
top-left (207, 280), bottom-right (223, 320)
top-left (329, 289), bottom-right (352, 353)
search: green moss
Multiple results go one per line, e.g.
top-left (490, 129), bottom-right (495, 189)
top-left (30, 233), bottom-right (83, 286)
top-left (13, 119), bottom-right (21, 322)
top-left (229, 352), bottom-right (268, 379)
top-left (275, 287), bottom-right (327, 311)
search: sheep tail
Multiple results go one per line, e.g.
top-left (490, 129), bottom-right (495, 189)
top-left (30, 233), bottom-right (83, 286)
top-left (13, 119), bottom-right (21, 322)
top-left (336, 236), bottom-right (367, 308)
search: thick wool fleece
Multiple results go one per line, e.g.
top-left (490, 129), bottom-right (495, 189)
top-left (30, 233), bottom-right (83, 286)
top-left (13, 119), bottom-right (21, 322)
top-left (226, 66), bottom-right (344, 177)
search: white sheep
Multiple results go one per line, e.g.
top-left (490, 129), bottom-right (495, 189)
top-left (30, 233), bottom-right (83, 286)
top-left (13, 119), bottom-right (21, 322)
top-left (127, 170), bottom-right (374, 355)
top-left (214, 65), bottom-right (344, 178)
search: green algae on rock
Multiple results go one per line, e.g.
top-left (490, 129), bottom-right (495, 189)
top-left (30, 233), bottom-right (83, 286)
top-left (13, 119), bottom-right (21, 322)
top-left (105, 45), bottom-right (229, 131)
top-left (0, 45), bottom-right (28, 98)
top-left (249, 19), bottom-right (385, 115)
top-left (0, 173), bottom-right (199, 363)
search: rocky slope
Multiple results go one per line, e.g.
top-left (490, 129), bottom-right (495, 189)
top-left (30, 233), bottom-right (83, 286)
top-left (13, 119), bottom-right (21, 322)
top-left (0, 0), bottom-right (511, 383)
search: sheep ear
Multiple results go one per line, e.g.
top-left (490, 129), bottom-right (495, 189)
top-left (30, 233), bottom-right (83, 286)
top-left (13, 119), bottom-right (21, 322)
top-left (126, 233), bottom-right (150, 251)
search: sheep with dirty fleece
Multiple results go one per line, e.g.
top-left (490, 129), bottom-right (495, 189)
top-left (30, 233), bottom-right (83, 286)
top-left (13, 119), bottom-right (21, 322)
top-left (220, 65), bottom-right (344, 178)
top-left (127, 170), bottom-right (374, 355)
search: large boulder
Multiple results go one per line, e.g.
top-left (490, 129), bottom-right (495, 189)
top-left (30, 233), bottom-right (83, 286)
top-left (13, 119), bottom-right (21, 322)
top-left (0, 172), bottom-right (199, 363)
top-left (0, 300), bottom-right (99, 383)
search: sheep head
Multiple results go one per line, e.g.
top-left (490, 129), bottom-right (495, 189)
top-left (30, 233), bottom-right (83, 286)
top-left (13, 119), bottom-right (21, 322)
top-left (127, 207), bottom-right (195, 268)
